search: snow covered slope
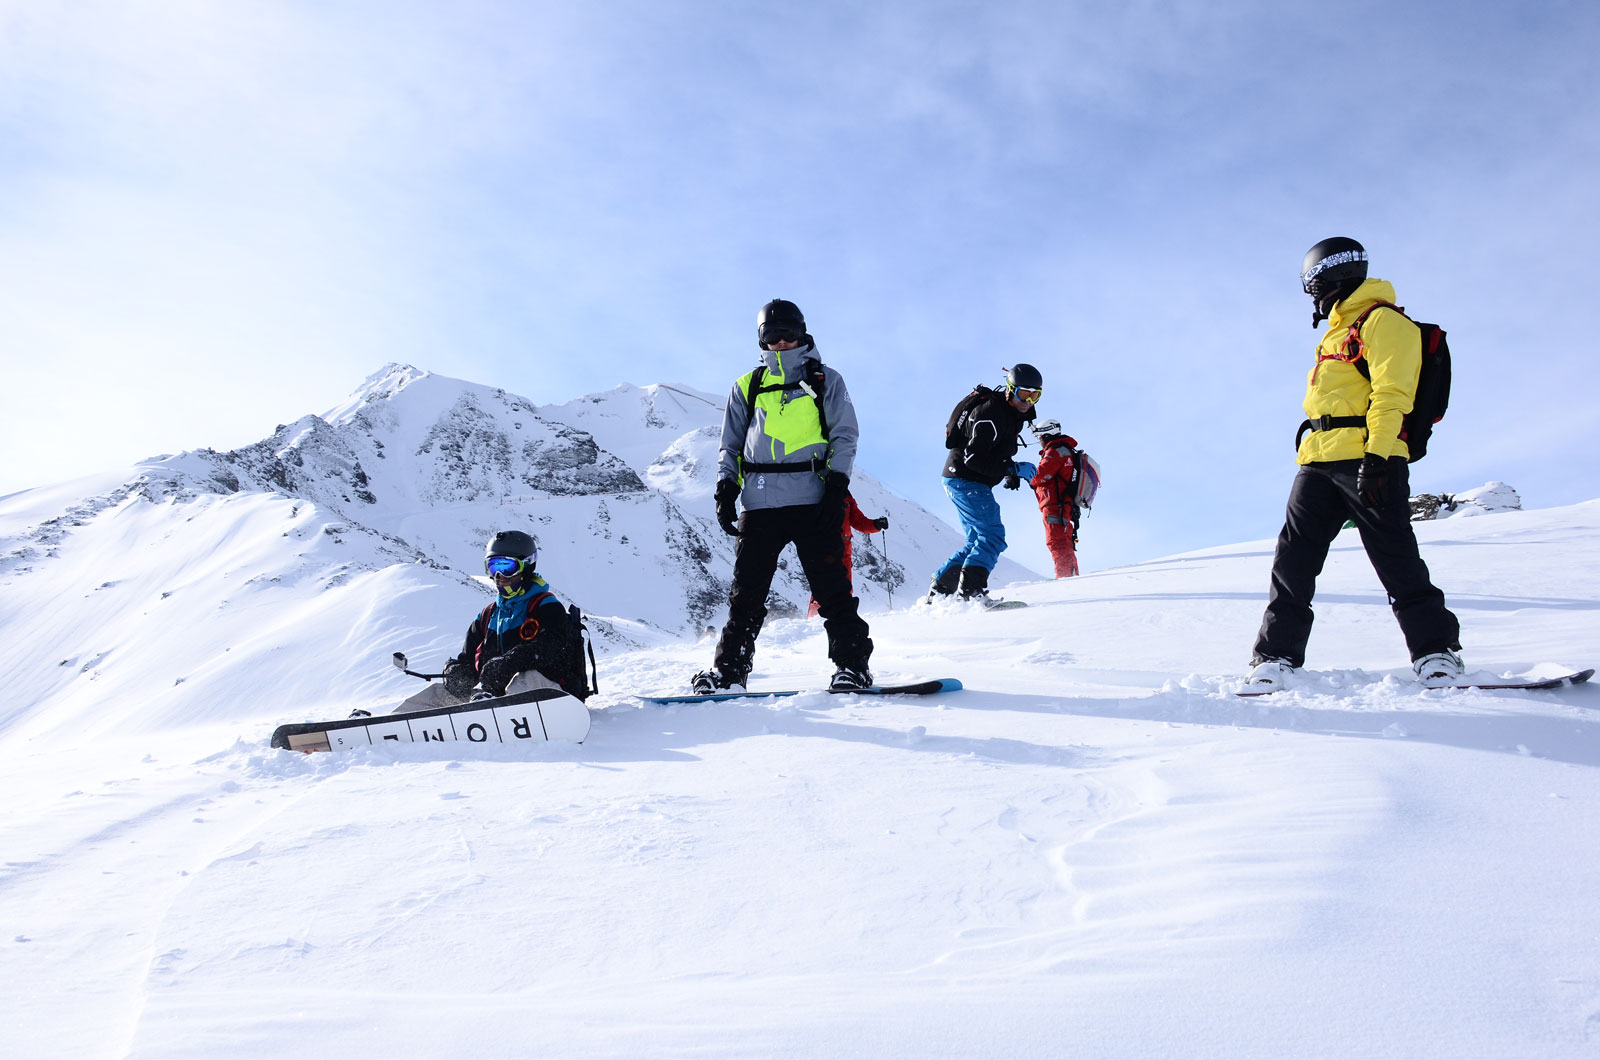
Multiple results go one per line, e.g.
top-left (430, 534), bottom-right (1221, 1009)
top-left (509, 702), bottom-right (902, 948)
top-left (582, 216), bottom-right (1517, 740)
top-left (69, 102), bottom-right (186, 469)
top-left (1, 493), bottom-right (1596, 1059)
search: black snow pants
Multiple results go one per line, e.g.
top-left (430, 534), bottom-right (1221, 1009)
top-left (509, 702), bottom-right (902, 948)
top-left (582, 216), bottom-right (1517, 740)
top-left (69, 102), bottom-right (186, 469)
top-left (1252, 458), bottom-right (1460, 667)
top-left (713, 504), bottom-right (873, 681)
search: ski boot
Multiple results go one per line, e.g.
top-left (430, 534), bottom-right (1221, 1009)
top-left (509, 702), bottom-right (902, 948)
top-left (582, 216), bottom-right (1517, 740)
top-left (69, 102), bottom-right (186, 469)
top-left (828, 665), bottom-right (873, 692)
top-left (956, 565), bottom-right (991, 602)
top-left (1244, 657), bottom-right (1297, 692)
top-left (691, 668), bottom-right (747, 696)
top-left (927, 567), bottom-right (961, 600)
top-left (1413, 651), bottom-right (1464, 689)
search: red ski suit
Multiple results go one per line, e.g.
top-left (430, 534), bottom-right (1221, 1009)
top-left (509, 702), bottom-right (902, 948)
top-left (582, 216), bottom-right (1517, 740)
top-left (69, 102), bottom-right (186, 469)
top-left (1031, 436), bottom-right (1080, 578)
top-left (808, 495), bottom-right (884, 616)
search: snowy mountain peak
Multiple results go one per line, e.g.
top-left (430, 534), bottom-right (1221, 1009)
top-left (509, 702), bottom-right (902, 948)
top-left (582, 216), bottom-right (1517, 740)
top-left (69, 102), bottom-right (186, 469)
top-left (324, 362), bottom-right (434, 424)
top-left (3, 365), bottom-right (1020, 647)
top-left (539, 381), bottom-right (726, 484)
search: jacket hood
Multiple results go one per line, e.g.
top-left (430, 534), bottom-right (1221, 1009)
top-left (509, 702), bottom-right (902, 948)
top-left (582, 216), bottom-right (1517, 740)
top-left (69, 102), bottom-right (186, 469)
top-left (1327, 278), bottom-right (1398, 329)
top-left (758, 343), bottom-right (817, 382)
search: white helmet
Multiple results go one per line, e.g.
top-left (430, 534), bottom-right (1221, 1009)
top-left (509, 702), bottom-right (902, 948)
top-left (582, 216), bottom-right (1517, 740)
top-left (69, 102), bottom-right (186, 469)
top-left (1031, 418), bottom-right (1063, 441)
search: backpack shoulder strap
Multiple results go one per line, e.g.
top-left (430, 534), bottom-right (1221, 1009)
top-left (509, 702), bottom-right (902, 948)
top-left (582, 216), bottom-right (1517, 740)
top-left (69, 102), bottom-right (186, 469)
top-left (569, 603), bottom-right (598, 697)
top-left (745, 359), bottom-right (831, 443)
top-left (801, 360), bottom-right (828, 442)
top-left (1339, 301), bottom-right (1406, 378)
top-left (743, 366), bottom-right (766, 427)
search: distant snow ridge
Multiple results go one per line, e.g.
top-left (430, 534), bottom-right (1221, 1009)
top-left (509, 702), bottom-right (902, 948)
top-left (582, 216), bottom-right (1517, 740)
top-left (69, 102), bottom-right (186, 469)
top-left (1, 364), bottom-right (1006, 646)
top-left (1410, 482), bottom-right (1522, 521)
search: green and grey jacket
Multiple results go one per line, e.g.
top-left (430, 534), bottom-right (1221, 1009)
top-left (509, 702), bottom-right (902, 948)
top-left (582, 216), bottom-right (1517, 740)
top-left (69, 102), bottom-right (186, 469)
top-left (716, 344), bottom-right (860, 512)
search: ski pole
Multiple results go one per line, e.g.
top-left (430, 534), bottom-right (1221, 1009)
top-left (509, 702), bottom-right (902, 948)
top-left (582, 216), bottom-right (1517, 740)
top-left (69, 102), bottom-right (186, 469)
top-left (882, 530), bottom-right (892, 612)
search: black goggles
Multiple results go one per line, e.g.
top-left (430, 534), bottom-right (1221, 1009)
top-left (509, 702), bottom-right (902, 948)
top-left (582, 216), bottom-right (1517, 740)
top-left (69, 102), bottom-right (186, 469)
top-left (759, 323), bottom-right (803, 346)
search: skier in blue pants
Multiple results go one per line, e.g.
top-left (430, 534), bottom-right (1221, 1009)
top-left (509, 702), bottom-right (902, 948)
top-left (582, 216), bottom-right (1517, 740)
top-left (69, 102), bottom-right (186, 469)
top-left (930, 365), bottom-right (1043, 602)
top-left (940, 478), bottom-right (1009, 575)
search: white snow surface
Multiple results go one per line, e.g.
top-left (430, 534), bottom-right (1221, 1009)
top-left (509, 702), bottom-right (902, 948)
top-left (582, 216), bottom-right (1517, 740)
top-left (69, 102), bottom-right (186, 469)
top-left (2, 395), bottom-right (1599, 1056)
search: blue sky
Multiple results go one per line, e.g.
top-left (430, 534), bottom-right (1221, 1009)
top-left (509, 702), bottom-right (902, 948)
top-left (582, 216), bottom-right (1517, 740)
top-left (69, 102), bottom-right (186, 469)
top-left (2, 0), bottom-right (1597, 574)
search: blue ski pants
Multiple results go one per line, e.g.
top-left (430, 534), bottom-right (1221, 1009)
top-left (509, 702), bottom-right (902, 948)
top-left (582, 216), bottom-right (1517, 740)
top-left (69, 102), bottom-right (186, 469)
top-left (938, 477), bottom-right (1007, 577)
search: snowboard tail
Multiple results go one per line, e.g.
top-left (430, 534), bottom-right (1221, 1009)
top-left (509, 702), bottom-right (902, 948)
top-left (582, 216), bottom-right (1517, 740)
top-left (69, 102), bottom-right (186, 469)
top-left (271, 687), bottom-right (591, 752)
top-left (832, 678), bottom-right (963, 696)
top-left (640, 678), bottom-right (962, 706)
top-left (1236, 668), bottom-right (1592, 698)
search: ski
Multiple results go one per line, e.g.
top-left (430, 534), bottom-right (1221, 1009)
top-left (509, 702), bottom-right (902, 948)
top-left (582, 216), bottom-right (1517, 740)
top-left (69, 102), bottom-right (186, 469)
top-left (1235, 667), bottom-right (1592, 698)
top-left (639, 678), bottom-right (962, 706)
top-left (982, 599), bottom-right (1028, 611)
top-left (271, 687), bottom-right (591, 752)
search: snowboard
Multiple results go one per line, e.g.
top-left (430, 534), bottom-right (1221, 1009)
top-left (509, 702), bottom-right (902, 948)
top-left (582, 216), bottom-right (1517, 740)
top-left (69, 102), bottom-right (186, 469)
top-left (271, 687), bottom-right (591, 752)
top-left (918, 597), bottom-right (1027, 611)
top-left (1235, 667), bottom-right (1592, 698)
top-left (639, 678), bottom-right (963, 706)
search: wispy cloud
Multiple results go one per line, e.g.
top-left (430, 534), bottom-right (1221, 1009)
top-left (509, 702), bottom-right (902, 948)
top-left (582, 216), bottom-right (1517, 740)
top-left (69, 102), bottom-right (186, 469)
top-left (2, 1), bottom-right (1596, 571)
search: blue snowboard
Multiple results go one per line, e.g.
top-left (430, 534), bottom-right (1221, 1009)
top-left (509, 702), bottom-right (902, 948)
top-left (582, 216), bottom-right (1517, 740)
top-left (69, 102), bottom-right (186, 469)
top-left (639, 678), bottom-right (963, 706)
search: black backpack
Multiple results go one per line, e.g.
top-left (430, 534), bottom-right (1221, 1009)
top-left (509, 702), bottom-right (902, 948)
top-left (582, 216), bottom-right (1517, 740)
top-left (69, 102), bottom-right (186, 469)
top-left (945, 385), bottom-right (994, 449)
top-left (1298, 302), bottom-right (1451, 462)
top-left (565, 604), bottom-right (599, 701)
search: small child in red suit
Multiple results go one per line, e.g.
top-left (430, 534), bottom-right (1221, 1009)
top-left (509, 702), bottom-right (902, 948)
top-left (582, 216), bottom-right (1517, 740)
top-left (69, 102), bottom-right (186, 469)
top-left (1029, 420), bottom-right (1081, 578)
top-left (808, 493), bottom-right (888, 616)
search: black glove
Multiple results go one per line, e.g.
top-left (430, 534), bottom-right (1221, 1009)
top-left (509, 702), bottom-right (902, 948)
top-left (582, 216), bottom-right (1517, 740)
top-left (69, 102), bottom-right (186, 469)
top-left (1002, 473), bottom-right (1021, 490)
top-left (442, 658), bottom-right (477, 698)
top-left (714, 478), bottom-right (740, 536)
top-left (872, 516), bottom-right (889, 531)
top-left (478, 643), bottom-right (544, 697)
top-left (818, 471), bottom-right (850, 533)
top-left (1356, 453), bottom-right (1392, 509)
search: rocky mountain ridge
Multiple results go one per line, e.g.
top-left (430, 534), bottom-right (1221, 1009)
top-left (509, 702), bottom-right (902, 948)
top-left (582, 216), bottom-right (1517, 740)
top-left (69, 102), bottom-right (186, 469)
top-left (2, 364), bottom-right (1025, 642)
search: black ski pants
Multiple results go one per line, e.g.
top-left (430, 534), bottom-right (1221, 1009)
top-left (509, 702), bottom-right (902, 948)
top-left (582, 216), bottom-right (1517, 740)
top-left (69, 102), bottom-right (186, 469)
top-left (1252, 459), bottom-right (1460, 667)
top-left (714, 504), bottom-right (873, 680)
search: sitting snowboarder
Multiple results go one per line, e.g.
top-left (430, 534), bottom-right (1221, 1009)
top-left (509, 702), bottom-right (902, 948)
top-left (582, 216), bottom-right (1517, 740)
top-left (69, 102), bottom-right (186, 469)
top-left (396, 530), bottom-right (587, 712)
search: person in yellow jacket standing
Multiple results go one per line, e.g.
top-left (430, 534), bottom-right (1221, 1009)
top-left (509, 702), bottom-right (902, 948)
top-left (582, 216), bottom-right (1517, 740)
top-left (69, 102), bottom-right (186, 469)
top-left (1246, 237), bottom-right (1463, 691)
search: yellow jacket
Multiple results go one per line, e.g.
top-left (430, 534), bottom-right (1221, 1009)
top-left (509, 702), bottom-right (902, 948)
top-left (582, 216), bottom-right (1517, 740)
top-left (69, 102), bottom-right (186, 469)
top-left (1297, 278), bottom-right (1420, 464)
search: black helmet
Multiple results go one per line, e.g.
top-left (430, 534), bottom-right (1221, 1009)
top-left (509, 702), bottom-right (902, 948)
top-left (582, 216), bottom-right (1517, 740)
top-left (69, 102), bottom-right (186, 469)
top-left (757, 299), bottom-right (806, 349)
top-left (485, 530), bottom-right (537, 564)
top-left (1004, 363), bottom-right (1043, 391)
top-left (1301, 237), bottom-right (1368, 327)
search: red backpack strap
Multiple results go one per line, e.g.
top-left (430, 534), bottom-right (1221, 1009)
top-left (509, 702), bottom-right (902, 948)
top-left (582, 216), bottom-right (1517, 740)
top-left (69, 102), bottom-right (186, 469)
top-left (472, 602), bottom-right (496, 668)
top-left (1339, 301), bottom-right (1405, 361)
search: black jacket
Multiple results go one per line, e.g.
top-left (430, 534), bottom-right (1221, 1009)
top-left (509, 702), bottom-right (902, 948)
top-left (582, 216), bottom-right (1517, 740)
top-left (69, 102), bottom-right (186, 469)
top-left (942, 390), bottom-right (1033, 486)
top-left (452, 576), bottom-right (581, 697)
